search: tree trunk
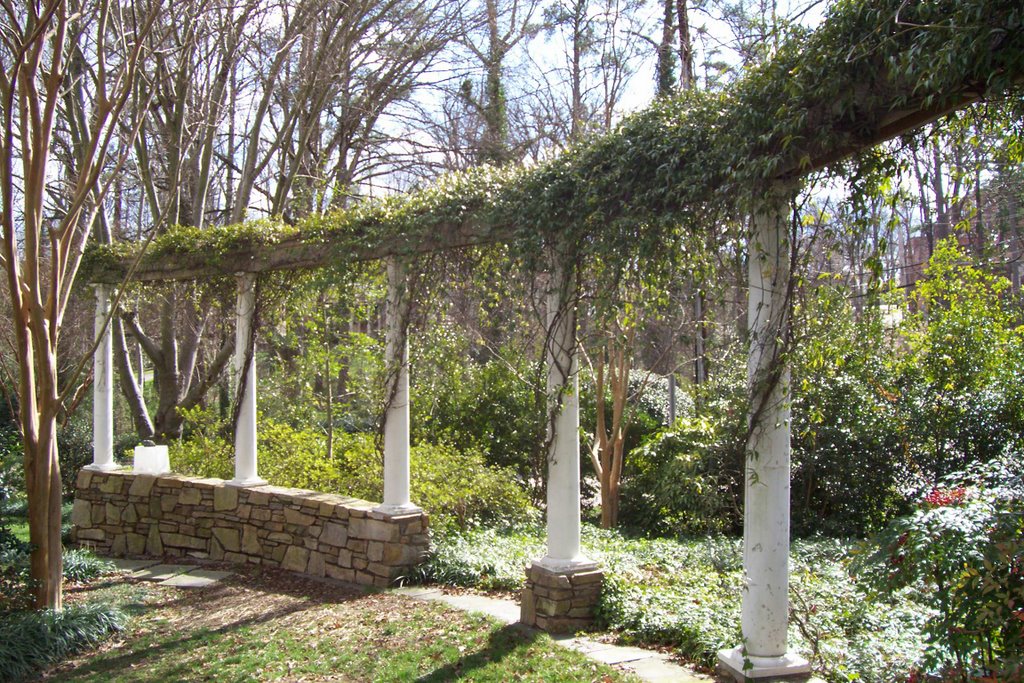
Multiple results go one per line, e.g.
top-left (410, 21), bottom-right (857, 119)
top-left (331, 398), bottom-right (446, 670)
top-left (25, 430), bottom-right (63, 610)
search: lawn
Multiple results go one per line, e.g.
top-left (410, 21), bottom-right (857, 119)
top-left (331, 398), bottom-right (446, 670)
top-left (44, 565), bottom-right (638, 682)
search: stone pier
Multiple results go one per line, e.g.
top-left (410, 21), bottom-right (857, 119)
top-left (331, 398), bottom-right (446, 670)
top-left (520, 562), bottom-right (604, 633)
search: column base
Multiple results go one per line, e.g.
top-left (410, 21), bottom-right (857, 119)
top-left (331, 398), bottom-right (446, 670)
top-left (374, 502), bottom-right (423, 516)
top-left (717, 647), bottom-right (811, 681)
top-left (520, 560), bottom-right (603, 633)
top-left (226, 476), bottom-right (268, 488)
top-left (83, 462), bottom-right (122, 472)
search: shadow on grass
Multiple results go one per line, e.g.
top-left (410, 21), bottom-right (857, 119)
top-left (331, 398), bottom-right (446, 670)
top-left (54, 567), bottom-right (369, 682)
top-left (57, 594), bottom-right (305, 681)
top-left (413, 623), bottom-right (541, 682)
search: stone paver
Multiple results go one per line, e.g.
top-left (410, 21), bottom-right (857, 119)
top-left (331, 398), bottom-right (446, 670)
top-left (160, 569), bottom-right (233, 588)
top-left (109, 558), bottom-right (160, 572)
top-left (409, 591), bottom-right (521, 625)
top-left (629, 656), bottom-right (712, 682)
top-left (131, 563), bottom-right (194, 581)
top-left (103, 556), bottom-right (235, 587)
top-left (434, 594), bottom-right (520, 625)
top-left (586, 644), bottom-right (664, 665)
top-left (394, 588), bottom-right (713, 682)
top-left (389, 586), bottom-right (442, 598)
top-left (551, 635), bottom-right (610, 654)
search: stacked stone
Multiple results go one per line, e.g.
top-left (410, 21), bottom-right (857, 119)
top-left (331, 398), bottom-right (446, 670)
top-left (71, 470), bottom-right (429, 587)
top-left (519, 563), bottom-right (604, 633)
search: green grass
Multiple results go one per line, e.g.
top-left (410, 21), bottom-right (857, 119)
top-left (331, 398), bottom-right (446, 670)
top-left (51, 572), bottom-right (636, 683)
top-left (2, 501), bottom-right (72, 544)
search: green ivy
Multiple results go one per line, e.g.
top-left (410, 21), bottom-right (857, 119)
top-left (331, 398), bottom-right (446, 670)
top-left (81, 0), bottom-right (1024, 286)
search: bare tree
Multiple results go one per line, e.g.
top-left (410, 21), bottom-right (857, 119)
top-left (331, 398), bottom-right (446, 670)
top-left (0, 0), bottom-right (161, 609)
top-left (114, 0), bottom-right (461, 441)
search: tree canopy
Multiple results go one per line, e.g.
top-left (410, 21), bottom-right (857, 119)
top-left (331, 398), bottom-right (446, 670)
top-left (85, 0), bottom-right (1023, 284)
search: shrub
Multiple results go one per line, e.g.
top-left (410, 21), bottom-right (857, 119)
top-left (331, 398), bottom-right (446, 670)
top-left (256, 420), bottom-right (346, 492)
top-left (0, 602), bottom-right (126, 682)
top-left (790, 285), bottom-right (913, 536)
top-left (171, 408), bottom-right (535, 532)
top-left (413, 334), bottom-right (546, 488)
top-left (0, 480), bottom-right (31, 615)
top-left (170, 409), bottom-right (346, 491)
top-left (339, 439), bottom-right (536, 533)
top-left (62, 549), bottom-right (115, 583)
top-left (898, 239), bottom-right (1024, 482)
top-left (2, 546), bottom-right (112, 615)
top-left (618, 414), bottom-right (744, 536)
top-left (0, 546), bottom-right (33, 615)
top-left (167, 405), bottom-right (234, 480)
top-left (853, 453), bottom-right (1024, 680)
top-left (58, 417), bottom-right (98, 498)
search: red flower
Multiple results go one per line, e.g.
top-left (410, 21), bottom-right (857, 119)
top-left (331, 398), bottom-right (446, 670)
top-left (923, 486), bottom-right (967, 507)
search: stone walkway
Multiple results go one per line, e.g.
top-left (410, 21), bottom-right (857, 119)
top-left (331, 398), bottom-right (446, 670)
top-left (391, 586), bottom-right (713, 683)
top-left (109, 558), bottom-right (234, 588)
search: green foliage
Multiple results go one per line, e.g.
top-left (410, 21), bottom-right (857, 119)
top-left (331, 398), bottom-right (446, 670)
top-left (0, 393), bottom-right (23, 505)
top-left (170, 408), bottom-right (534, 533)
top-left (62, 549), bottom-right (115, 584)
top-left (791, 285), bottom-right (911, 535)
top-left (790, 242), bottom-right (1024, 537)
top-left (261, 269), bottom-right (385, 435)
top-left (0, 602), bottom-right (126, 682)
top-left (898, 238), bottom-right (1024, 479)
top-left (0, 546), bottom-right (32, 614)
top-left (617, 414), bottom-right (743, 536)
top-left (421, 525), bottom-right (927, 681)
top-left (169, 408), bottom-right (346, 491)
top-left (84, 0), bottom-right (1024, 291)
top-left (787, 542), bottom-right (928, 682)
top-left (58, 418), bottom-right (98, 499)
top-left (2, 544), bottom-right (112, 614)
top-left (256, 420), bottom-right (344, 493)
top-left (412, 328), bottom-right (544, 486)
top-left (338, 440), bottom-right (536, 534)
top-left (0, 474), bottom-right (31, 614)
top-left (411, 526), bottom-right (544, 590)
top-left (852, 454), bottom-right (1024, 680)
top-left (167, 406), bottom-right (235, 480)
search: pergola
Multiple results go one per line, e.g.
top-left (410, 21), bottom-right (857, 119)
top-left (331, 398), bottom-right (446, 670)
top-left (81, 0), bottom-right (1024, 678)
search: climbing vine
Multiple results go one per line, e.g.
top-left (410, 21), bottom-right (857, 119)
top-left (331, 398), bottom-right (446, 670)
top-left (81, 0), bottom-right (1023, 291)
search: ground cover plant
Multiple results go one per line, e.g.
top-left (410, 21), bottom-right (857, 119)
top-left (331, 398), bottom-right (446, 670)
top-left (0, 492), bottom-right (121, 681)
top-left (45, 565), bottom-right (636, 683)
top-left (417, 524), bottom-right (930, 682)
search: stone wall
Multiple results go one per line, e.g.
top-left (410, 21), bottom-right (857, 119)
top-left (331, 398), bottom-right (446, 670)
top-left (520, 563), bottom-right (604, 633)
top-left (71, 470), bottom-right (429, 587)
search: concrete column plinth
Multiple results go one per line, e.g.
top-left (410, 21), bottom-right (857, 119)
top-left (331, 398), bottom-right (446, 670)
top-left (717, 647), bottom-right (811, 681)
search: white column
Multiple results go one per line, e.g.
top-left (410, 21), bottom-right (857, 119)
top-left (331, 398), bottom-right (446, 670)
top-left (719, 197), bottom-right (809, 678)
top-left (537, 258), bottom-right (595, 571)
top-left (377, 257), bottom-right (420, 514)
top-left (229, 272), bottom-right (266, 487)
top-left (86, 284), bottom-right (118, 472)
